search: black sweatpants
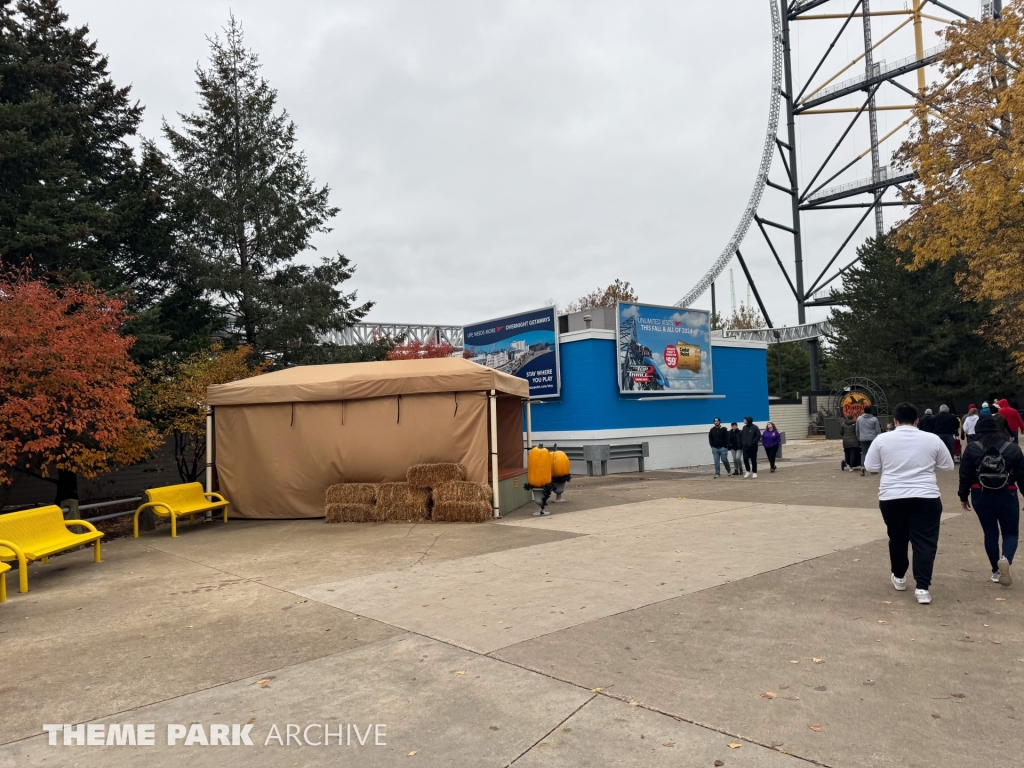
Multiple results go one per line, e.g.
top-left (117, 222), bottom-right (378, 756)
top-left (743, 446), bottom-right (758, 474)
top-left (879, 497), bottom-right (943, 590)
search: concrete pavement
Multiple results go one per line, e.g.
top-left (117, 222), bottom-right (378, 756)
top-left (1, 441), bottom-right (1020, 768)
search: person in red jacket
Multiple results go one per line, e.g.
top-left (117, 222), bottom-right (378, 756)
top-left (997, 399), bottom-right (1024, 444)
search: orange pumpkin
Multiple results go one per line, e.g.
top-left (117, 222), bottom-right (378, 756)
top-left (527, 446), bottom-right (552, 487)
top-left (551, 450), bottom-right (571, 478)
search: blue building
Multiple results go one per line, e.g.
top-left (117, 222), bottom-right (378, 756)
top-left (529, 309), bottom-right (769, 473)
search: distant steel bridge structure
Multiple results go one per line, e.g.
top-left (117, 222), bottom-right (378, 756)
top-left (325, 323), bottom-right (464, 349)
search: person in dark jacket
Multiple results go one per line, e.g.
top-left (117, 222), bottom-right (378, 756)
top-left (919, 409), bottom-right (936, 433)
top-left (728, 422), bottom-right (742, 476)
top-left (740, 416), bottom-right (762, 478)
top-left (762, 421), bottom-right (782, 473)
top-left (840, 416), bottom-right (860, 470)
top-left (708, 418), bottom-right (731, 478)
top-left (934, 405), bottom-right (959, 458)
top-left (959, 415), bottom-right (1024, 586)
top-left (856, 405), bottom-right (882, 476)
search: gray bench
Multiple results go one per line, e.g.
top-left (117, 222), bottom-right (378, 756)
top-left (555, 443), bottom-right (650, 476)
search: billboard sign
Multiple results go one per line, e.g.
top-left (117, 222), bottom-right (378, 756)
top-left (616, 302), bottom-right (713, 394)
top-left (463, 307), bottom-right (560, 399)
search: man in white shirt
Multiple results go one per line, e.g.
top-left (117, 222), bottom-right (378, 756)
top-left (864, 402), bottom-right (955, 604)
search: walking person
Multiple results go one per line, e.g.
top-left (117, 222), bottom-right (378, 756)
top-left (762, 422), bottom-right (781, 473)
top-left (963, 406), bottom-right (980, 445)
top-left (708, 418), bottom-right (731, 479)
top-left (741, 416), bottom-right (761, 478)
top-left (864, 403), bottom-right (955, 604)
top-left (919, 408), bottom-right (936, 433)
top-left (840, 414), bottom-right (860, 471)
top-left (856, 405), bottom-right (882, 476)
top-left (958, 415), bottom-right (1023, 586)
top-left (728, 422), bottom-right (743, 476)
top-left (934, 405), bottom-right (959, 458)
top-left (997, 399), bottom-right (1024, 444)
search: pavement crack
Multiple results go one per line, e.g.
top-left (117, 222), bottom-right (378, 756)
top-left (505, 694), bottom-right (597, 766)
top-left (412, 532), bottom-right (443, 567)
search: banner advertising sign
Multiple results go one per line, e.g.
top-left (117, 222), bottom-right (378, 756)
top-left (616, 302), bottom-right (713, 394)
top-left (463, 307), bottom-right (560, 399)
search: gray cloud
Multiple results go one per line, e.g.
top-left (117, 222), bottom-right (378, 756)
top-left (62, 0), bottom-right (967, 328)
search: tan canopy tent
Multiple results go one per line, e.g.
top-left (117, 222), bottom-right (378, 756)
top-left (206, 358), bottom-right (530, 519)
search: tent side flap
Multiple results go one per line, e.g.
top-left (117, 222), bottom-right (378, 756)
top-left (215, 392), bottom-right (489, 518)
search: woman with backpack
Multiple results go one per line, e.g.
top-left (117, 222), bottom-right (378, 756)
top-left (958, 415), bottom-right (1024, 586)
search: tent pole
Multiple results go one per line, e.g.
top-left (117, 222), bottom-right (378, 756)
top-left (205, 407), bottom-right (214, 494)
top-left (525, 399), bottom-right (533, 449)
top-left (489, 390), bottom-right (501, 519)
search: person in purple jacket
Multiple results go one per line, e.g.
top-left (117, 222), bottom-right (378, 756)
top-left (762, 422), bottom-right (782, 473)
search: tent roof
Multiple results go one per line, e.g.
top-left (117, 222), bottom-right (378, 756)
top-left (207, 357), bottom-right (530, 406)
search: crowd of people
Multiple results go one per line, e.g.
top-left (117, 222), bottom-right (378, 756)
top-left (863, 400), bottom-right (1022, 606)
top-left (707, 398), bottom-right (1022, 606)
top-left (707, 417), bottom-right (781, 479)
top-left (839, 398), bottom-right (1024, 472)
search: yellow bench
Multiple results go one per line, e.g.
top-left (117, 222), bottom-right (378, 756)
top-left (134, 483), bottom-right (229, 538)
top-left (0, 562), bottom-right (8, 603)
top-left (0, 506), bottom-right (104, 594)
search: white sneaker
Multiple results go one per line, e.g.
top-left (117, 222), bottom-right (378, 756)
top-left (752, 473), bottom-right (758, 478)
top-left (998, 556), bottom-right (1012, 586)
top-left (992, 571), bottom-right (1001, 583)
top-left (891, 573), bottom-right (907, 591)
top-left (915, 588), bottom-right (932, 604)
top-left (744, 471), bottom-right (751, 479)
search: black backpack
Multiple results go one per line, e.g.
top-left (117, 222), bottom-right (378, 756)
top-left (978, 441), bottom-right (1013, 490)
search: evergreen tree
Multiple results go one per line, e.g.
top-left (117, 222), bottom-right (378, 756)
top-left (0, 1), bottom-right (220, 365)
top-left (164, 16), bottom-right (370, 365)
top-left (828, 236), bottom-right (1024, 406)
top-left (0, 0), bottom-right (140, 286)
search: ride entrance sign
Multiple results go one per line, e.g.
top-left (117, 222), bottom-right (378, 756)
top-left (616, 302), bottom-right (713, 394)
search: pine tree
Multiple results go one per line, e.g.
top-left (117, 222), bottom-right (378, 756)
top-left (828, 236), bottom-right (1024, 406)
top-left (0, 0), bottom-right (141, 286)
top-left (164, 16), bottom-right (371, 365)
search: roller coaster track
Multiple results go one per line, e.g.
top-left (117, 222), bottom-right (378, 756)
top-left (675, 0), bottom-right (783, 310)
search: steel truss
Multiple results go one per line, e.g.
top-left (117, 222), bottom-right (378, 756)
top-left (677, 0), bottom-right (978, 391)
top-left (325, 323), bottom-right (464, 349)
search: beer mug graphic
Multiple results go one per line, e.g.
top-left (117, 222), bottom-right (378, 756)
top-left (674, 342), bottom-right (702, 373)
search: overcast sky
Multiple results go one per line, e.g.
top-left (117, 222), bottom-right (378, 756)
top-left (62, 0), bottom-right (972, 328)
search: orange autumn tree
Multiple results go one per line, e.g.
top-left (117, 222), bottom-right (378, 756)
top-left (0, 273), bottom-right (158, 504)
top-left (147, 345), bottom-right (268, 482)
top-left (895, 5), bottom-right (1024, 365)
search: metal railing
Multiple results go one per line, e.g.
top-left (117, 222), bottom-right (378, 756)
top-left (810, 45), bottom-right (945, 103)
top-left (74, 497), bottom-right (143, 523)
top-left (806, 165), bottom-right (913, 203)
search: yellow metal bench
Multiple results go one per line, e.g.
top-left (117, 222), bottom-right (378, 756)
top-left (0, 506), bottom-right (104, 594)
top-left (134, 483), bottom-right (229, 538)
top-left (0, 561), bottom-right (8, 603)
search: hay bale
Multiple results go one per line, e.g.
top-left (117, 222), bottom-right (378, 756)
top-left (432, 500), bottom-right (492, 523)
top-left (325, 483), bottom-right (377, 505)
top-left (325, 503), bottom-right (376, 523)
top-left (406, 463), bottom-right (468, 488)
top-left (432, 481), bottom-right (492, 505)
top-left (376, 482), bottom-right (431, 521)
